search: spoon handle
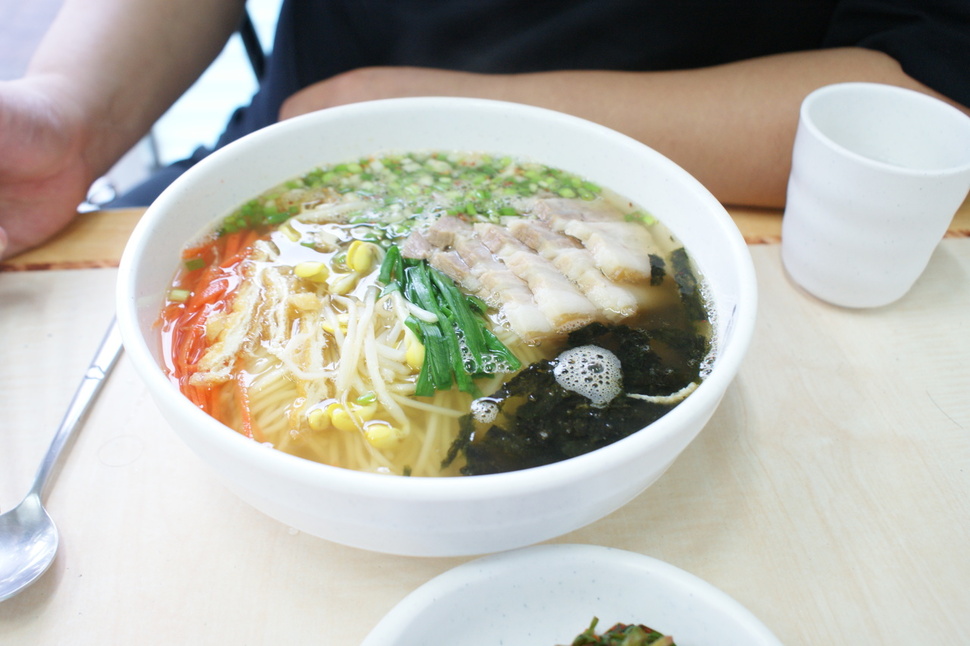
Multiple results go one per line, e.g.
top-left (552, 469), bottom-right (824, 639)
top-left (28, 317), bottom-right (124, 498)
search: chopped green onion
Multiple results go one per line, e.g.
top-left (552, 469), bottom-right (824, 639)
top-left (625, 210), bottom-right (657, 226)
top-left (167, 288), bottom-right (191, 302)
top-left (183, 257), bottom-right (205, 271)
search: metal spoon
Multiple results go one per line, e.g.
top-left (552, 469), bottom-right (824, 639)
top-left (0, 318), bottom-right (123, 602)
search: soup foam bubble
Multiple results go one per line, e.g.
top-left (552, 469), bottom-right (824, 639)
top-left (552, 345), bottom-right (622, 408)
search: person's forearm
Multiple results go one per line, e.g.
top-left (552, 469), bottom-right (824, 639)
top-left (27, 0), bottom-right (246, 181)
top-left (498, 48), bottom-right (968, 208)
top-left (284, 48), bottom-right (964, 208)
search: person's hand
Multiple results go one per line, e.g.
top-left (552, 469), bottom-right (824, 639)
top-left (0, 77), bottom-right (95, 259)
top-left (278, 66), bottom-right (506, 121)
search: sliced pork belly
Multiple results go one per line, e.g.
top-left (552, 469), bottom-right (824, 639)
top-left (430, 249), bottom-right (484, 294)
top-left (506, 219), bottom-right (639, 319)
top-left (399, 229), bottom-right (433, 260)
top-left (424, 217), bottom-right (555, 343)
top-left (532, 198), bottom-right (660, 282)
top-left (531, 196), bottom-right (628, 223)
top-left (475, 223), bottom-right (599, 333)
top-left (424, 214), bottom-right (468, 248)
top-left (401, 231), bottom-right (486, 294)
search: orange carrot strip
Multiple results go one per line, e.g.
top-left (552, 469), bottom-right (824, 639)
top-left (220, 230), bottom-right (244, 260)
top-left (234, 376), bottom-right (263, 442)
top-left (220, 230), bottom-right (260, 268)
top-left (164, 228), bottom-right (264, 435)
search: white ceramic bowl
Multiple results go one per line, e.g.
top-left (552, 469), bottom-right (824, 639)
top-left (362, 544), bottom-right (783, 645)
top-left (117, 97), bottom-right (757, 556)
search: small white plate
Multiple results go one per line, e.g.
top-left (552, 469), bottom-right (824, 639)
top-left (362, 544), bottom-right (784, 645)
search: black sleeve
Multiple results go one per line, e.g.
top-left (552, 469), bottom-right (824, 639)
top-left (823, 0), bottom-right (970, 107)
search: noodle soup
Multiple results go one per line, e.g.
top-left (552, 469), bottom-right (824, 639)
top-left (160, 151), bottom-right (712, 477)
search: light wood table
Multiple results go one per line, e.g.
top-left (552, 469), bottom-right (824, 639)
top-left (1, 202), bottom-right (969, 644)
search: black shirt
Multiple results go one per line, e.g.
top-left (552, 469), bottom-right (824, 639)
top-left (220, 0), bottom-right (968, 147)
top-left (114, 0), bottom-right (969, 204)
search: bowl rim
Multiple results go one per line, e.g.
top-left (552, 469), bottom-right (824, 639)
top-left (116, 96), bottom-right (758, 498)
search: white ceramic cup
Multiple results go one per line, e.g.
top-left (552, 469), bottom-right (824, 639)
top-left (781, 82), bottom-right (970, 308)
